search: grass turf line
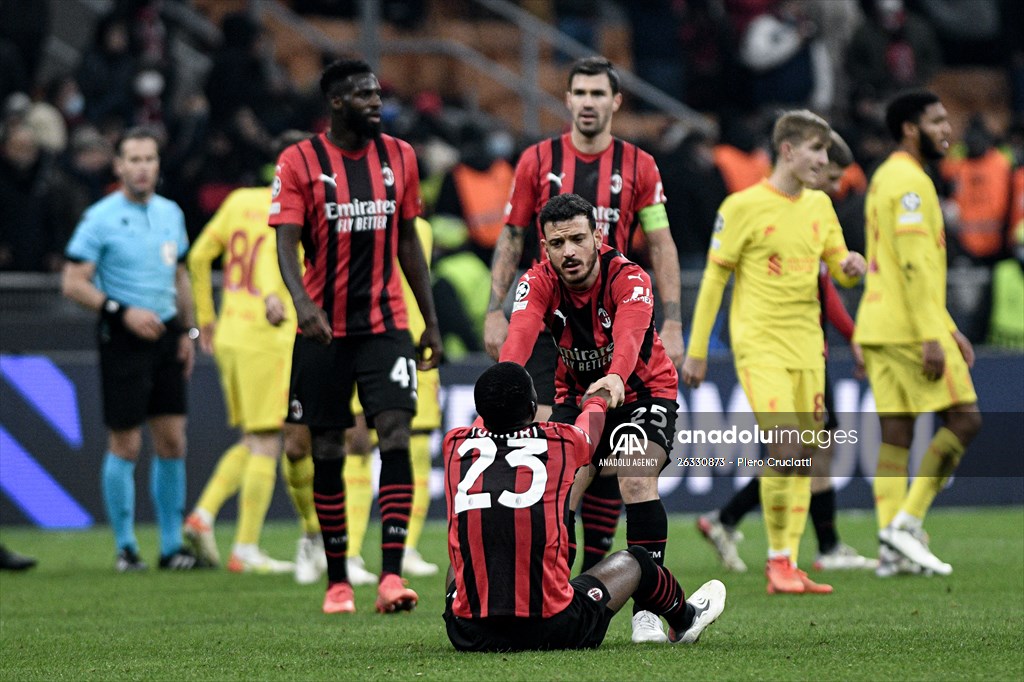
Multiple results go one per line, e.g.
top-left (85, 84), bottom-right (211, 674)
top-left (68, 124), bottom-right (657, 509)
top-left (1, 507), bottom-right (1021, 681)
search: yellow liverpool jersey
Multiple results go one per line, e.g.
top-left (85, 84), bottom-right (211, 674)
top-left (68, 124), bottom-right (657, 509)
top-left (693, 180), bottom-right (855, 368)
top-left (188, 187), bottom-right (295, 352)
top-left (855, 152), bottom-right (956, 344)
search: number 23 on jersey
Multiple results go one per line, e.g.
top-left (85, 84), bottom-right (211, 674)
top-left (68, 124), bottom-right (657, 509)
top-left (453, 437), bottom-right (548, 514)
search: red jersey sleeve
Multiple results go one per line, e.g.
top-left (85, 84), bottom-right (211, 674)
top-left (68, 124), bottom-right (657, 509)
top-left (821, 267), bottom-right (855, 341)
top-left (500, 266), bottom-right (554, 365)
top-left (397, 139), bottom-right (422, 219)
top-left (269, 145), bottom-right (309, 227)
top-left (570, 395), bottom-right (608, 466)
top-left (563, 425), bottom-right (593, 469)
top-left (608, 263), bottom-right (656, 380)
top-left (504, 144), bottom-right (541, 229)
top-left (633, 148), bottom-right (666, 210)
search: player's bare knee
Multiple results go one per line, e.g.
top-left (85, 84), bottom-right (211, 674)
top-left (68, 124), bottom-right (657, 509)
top-left (373, 410), bottom-right (412, 452)
top-left (346, 424), bottom-right (372, 455)
top-left (880, 417), bottom-right (914, 449)
top-left (283, 424), bottom-right (310, 459)
top-left (311, 429), bottom-right (346, 461)
top-left (108, 429), bottom-right (143, 461)
top-left (946, 407), bottom-right (982, 444)
top-left (587, 550), bottom-right (640, 612)
top-left (150, 428), bottom-right (185, 459)
top-left (247, 431), bottom-right (281, 458)
top-left (617, 475), bottom-right (658, 503)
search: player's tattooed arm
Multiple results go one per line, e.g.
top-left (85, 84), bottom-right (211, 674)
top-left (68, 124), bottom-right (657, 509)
top-left (488, 224), bottom-right (525, 312)
top-left (662, 301), bottom-right (682, 326)
top-left (484, 224), bottom-right (525, 360)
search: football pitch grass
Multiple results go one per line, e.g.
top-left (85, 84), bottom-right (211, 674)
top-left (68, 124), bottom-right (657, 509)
top-left (1, 507), bottom-right (1021, 681)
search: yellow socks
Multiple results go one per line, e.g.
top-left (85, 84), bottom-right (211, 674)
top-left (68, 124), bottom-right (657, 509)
top-left (235, 454), bottom-right (277, 546)
top-left (282, 454), bottom-right (319, 535)
top-left (760, 475), bottom-right (791, 556)
top-left (195, 443), bottom-right (249, 518)
top-left (785, 475), bottom-right (811, 565)
top-left (902, 427), bottom-right (965, 522)
top-left (874, 443), bottom-right (910, 529)
top-left (406, 434), bottom-right (432, 551)
top-left (344, 454), bottom-right (374, 559)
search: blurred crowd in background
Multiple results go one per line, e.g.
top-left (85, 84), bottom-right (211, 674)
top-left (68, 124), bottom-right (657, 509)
top-left (1, 0), bottom-right (1022, 355)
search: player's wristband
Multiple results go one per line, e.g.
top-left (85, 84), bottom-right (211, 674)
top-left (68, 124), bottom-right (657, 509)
top-left (101, 297), bottom-right (126, 324)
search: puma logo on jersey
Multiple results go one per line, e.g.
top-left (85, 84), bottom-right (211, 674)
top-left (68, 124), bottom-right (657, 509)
top-left (627, 274), bottom-right (644, 282)
top-left (553, 309), bottom-right (567, 324)
top-left (546, 172), bottom-right (565, 188)
top-left (318, 173), bottom-right (338, 187)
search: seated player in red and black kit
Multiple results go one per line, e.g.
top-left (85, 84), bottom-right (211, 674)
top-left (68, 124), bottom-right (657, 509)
top-left (443, 362), bottom-right (725, 652)
top-left (498, 192), bottom-right (683, 643)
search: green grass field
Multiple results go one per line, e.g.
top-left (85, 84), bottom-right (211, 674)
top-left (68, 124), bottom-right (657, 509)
top-left (1, 507), bottom-right (1021, 681)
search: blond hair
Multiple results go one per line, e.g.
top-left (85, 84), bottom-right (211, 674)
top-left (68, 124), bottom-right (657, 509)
top-left (771, 110), bottom-right (831, 154)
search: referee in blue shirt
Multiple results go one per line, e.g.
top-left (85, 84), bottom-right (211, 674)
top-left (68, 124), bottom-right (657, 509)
top-left (62, 126), bottom-right (207, 571)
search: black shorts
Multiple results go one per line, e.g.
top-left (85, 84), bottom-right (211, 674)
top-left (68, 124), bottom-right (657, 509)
top-left (98, 318), bottom-right (187, 430)
top-left (552, 397), bottom-right (678, 471)
top-left (524, 333), bottom-right (558, 406)
top-left (443, 574), bottom-right (613, 652)
top-left (287, 330), bottom-right (417, 430)
top-left (823, 365), bottom-right (838, 431)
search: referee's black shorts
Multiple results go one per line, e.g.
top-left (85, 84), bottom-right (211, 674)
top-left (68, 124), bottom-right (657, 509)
top-left (98, 318), bottom-right (187, 430)
top-left (443, 574), bottom-right (614, 652)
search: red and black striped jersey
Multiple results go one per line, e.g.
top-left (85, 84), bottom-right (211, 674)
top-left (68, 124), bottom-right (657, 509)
top-left (443, 421), bottom-right (592, 619)
top-left (501, 245), bottom-right (678, 405)
top-left (269, 132), bottom-right (421, 337)
top-left (504, 133), bottom-right (665, 266)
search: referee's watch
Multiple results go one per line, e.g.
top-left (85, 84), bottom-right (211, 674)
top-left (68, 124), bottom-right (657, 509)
top-left (101, 297), bottom-right (126, 323)
top-left (186, 327), bottom-right (200, 341)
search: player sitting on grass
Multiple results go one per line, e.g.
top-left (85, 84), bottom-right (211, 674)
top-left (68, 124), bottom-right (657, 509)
top-left (442, 362), bottom-right (726, 652)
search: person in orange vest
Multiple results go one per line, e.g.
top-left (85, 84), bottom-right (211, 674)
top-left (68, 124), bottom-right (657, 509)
top-left (433, 124), bottom-right (515, 264)
top-left (712, 115), bottom-right (772, 194)
top-left (941, 116), bottom-right (1012, 262)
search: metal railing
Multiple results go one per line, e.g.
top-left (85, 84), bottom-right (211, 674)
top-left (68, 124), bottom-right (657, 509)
top-left (253, 0), bottom-right (712, 139)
